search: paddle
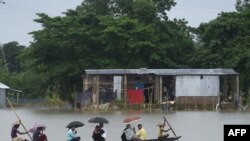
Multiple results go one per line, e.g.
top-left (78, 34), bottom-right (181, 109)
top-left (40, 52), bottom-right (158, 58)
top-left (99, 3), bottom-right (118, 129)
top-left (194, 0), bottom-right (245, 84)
top-left (163, 116), bottom-right (179, 141)
top-left (6, 97), bottom-right (34, 141)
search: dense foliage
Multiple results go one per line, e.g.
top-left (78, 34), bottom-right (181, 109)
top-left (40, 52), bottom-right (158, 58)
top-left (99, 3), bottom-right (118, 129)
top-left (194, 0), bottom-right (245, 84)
top-left (190, 0), bottom-right (250, 92)
top-left (0, 0), bottom-right (249, 100)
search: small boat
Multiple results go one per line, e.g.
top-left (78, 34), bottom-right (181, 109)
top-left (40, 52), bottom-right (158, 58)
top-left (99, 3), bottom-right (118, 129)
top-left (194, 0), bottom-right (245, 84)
top-left (145, 136), bottom-right (181, 141)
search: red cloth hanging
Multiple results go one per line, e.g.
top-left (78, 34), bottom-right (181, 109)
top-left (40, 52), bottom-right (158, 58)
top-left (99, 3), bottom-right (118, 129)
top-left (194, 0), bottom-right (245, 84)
top-left (127, 89), bottom-right (144, 104)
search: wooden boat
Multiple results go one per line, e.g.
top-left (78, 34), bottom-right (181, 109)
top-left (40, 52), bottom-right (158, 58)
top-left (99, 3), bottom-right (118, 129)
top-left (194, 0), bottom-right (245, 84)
top-left (145, 136), bottom-right (181, 141)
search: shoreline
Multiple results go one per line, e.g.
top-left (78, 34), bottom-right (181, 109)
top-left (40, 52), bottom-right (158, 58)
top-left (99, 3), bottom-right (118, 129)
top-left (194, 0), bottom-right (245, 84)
top-left (3, 102), bottom-right (248, 112)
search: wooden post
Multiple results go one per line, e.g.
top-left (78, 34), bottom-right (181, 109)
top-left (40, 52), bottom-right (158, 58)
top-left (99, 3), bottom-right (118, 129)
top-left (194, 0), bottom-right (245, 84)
top-left (17, 92), bottom-right (19, 104)
top-left (236, 75), bottom-right (240, 107)
top-left (82, 76), bottom-right (85, 92)
top-left (212, 96), bottom-right (214, 111)
top-left (84, 76), bottom-right (88, 91)
top-left (124, 74), bottom-right (127, 104)
top-left (159, 76), bottom-right (163, 103)
top-left (96, 75), bottom-right (100, 105)
top-left (83, 76), bottom-right (89, 110)
top-left (185, 96), bottom-right (187, 110)
top-left (204, 95), bottom-right (206, 110)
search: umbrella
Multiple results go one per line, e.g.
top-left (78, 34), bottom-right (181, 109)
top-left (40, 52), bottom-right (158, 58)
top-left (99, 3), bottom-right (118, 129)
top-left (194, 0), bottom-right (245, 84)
top-left (66, 121), bottom-right (84, 128)
top-left (29, 123), bottom-right (46, 133)
top-left (123, 116), bottom-right (141, 124)
top-left (88, 117), bottom-right (109, 124)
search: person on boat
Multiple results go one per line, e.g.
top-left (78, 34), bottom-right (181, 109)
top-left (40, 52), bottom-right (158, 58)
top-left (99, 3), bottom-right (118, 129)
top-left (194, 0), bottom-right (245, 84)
top-left (66, 126), bottom-right (81, 141)
top-left (99, 123), bottom-right (106, 141)
top-left (121, 124), bottom-right (134, 141)
top-left (33, 126), bottom-right (48, 141)
top-left (38, 134), bottom-right (48, 141)
top-left (11, 121), bottom-right (28, 141)
top-left (92, 125), bottom-right (105, 141)
top-left (133, 124), bottom-right (147, 140)
top-left (157, 120), bottom-right (170, 139)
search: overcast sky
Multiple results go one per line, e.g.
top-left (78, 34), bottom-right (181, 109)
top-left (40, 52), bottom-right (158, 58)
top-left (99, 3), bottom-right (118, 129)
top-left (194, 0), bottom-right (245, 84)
top-left (0, 0), bottom-right (236, 46)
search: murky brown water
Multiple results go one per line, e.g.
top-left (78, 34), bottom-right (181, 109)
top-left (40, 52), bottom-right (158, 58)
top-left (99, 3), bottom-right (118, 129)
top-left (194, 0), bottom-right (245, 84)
top-left (1, 108), bottom-right (250, 141)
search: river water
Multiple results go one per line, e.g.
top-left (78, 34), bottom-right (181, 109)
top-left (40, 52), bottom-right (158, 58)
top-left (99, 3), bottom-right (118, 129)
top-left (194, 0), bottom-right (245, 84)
top-left (1, 108), bottom-right (250, 141)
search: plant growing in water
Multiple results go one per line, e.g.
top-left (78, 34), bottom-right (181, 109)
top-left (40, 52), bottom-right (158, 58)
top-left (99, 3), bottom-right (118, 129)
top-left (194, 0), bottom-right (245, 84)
top-left (44, 86), bottom-right (65, 108)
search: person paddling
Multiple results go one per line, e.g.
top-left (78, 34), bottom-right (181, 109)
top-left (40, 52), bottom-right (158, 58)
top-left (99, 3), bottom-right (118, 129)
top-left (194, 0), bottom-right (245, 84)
top-left (157, 118), bottom-right (171, 139)
top-left (11, 121), bottom-right (28, 141)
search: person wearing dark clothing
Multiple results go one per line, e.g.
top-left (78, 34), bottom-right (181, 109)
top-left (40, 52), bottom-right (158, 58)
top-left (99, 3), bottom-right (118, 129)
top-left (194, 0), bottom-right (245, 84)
top-left (144, 83), bottom-right (150, 103)
top-left (38, 134), bottom-right (48, 141)
top-left (11, 121), bottom-right (28, 141)
top-left (92, 125), bottom-right (105, 141)
top-left (33, 128), bottom-right (41, 141)
top-left (33, 127), bottom-right (48, 141)
top-left (167, 80), bottom-right (175, 101)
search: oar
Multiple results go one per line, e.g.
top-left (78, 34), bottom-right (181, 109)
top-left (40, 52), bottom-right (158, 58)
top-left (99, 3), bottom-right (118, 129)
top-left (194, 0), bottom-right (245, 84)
top-left (6, 97), bottom-right (34, 141)
top-left (163, 116), bottom-right (179, 141)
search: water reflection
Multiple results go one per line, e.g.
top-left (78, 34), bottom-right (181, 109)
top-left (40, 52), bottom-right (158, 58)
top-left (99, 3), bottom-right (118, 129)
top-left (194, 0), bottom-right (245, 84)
top-left (1, 108), bottom-right (250, 141)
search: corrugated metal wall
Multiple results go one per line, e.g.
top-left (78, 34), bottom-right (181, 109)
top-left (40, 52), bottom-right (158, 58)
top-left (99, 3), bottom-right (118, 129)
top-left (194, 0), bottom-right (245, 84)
top-left (176, 76), bottom-right (219, 97)
top-left (0, 88), bottom-right (6, 107)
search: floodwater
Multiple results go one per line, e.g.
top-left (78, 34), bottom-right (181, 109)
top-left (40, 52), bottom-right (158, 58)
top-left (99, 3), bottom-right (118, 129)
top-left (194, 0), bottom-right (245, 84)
top-left (1, 108), bottom-right (250, 141)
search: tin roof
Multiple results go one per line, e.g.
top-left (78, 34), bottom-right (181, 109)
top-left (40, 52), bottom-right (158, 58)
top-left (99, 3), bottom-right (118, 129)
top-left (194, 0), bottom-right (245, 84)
top-left (85, 68), bottom-right (238, 76)
top-left (0, 82), bottom-right (9, 89)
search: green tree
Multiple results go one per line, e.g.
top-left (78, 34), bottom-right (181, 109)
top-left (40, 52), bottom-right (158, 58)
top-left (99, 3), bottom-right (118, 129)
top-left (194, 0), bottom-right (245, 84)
top-left (191, 5), bottom-right (250, 92)
top-left (236, 0), bottom-right (250, 11)
top-left (152, 0), bottom-right (176, 20)
top-left (80, 0), bottom-right (112, 15)
top-left (132, 0), bottom-right (157, 24)
top-left (0, 41), bottom-right (24, 73)
top-left (23, 0), bottom-right (194, 99)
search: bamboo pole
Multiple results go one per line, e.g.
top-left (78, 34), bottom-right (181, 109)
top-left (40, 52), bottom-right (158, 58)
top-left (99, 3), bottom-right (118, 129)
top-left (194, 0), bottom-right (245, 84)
top-left (6, 97), bottom-right (33, 141)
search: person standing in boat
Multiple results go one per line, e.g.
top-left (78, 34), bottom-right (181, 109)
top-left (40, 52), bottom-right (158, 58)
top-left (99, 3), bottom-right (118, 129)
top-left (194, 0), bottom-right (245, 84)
top-left (66, 126), bottom-right (80, 141)
top-left (11, 121), bottom-right (28, 141)
top-left (133, 124), bottom-right (147, 140)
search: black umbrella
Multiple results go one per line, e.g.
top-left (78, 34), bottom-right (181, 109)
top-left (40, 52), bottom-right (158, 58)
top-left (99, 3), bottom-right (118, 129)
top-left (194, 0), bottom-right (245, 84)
top-left (88, 117), bottom-right (109, 124)
top-left (66, 121), bottom-right (84, 128)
